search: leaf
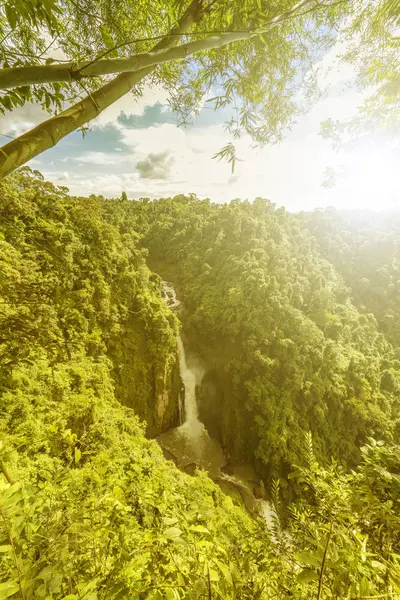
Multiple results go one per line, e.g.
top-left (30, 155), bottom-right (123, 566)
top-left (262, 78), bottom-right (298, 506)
top-left (371, 560), bottom-right (386, 571)
top-left (194, 579), bottom-right (206, 595)
top-left (297, 568), bottom-right (318, 583)
top-left (74, 447), bottom-right (81, 464)
top-left (99, 25), bottom-right (115, 50)
top-left (294, 551), bottom-right (321, 567)
top-left (1, 485), bottom-right (24, 510)
top-left (214, 559), bottom-right (233, 586)
top-left (5, 5), bottom-right (17, 29)
top-left (208, 568), bottom-right (219, 582)
top-left (0, 581), bottom-right (19, 599)
top-left (164, 527), bottom-right (182, 540)
top-left (189, 525), bottom-right (210, 534)
top-left (0, 545), bottom-right (12, 553)
top-left (163, 517), bottom-right (179, 525)
top-left (45, 58), bottom-right (56, 65)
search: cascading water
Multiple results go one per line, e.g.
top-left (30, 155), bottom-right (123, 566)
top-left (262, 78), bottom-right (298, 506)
top-left (159, 281), bottom-right (274, 525)
top-left (176, 336), bottom-right (205, 439)
top-left (159, 282), bottom-right (225, 476)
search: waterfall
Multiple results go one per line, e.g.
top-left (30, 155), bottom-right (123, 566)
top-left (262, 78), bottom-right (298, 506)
top-left (159, 281), bottom-right (274, 529)
top-left (162, 281), bottom-right (204, 439)
top-left (162, 282), bottom-right (181, 309)
top-left (159, 281), bottom-right (224, 474)
top-left (176, 336), bottom-right (205, 439)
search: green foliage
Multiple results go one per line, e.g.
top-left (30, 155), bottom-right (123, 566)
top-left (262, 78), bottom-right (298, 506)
top-left (134, 195), bottom-right (399, 493)
top-left (302, 207), bottom-right (400, 348)
top-left (0, 170), bottom-right (275, 598)
top-left (1, 0), bottom-right (399, 164)
top-left (0, 356), bottom-right (273, 599)
top-left (286, 436), bottom-right (400, 598)
top-left (0, 172), bottom-right (399, 598)
top-left (0, 167), bottom-right (179, 434)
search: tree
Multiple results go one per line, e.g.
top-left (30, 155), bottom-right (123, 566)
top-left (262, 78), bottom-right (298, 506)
top-left (0, 0), bottom-right (398, 179)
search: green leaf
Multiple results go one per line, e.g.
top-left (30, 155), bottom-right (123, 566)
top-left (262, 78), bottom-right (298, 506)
top-left (214, 559), bottom-right (233, 586)
top-left (297, 568), bottom-right (318, 583)
top-left (208, 568), bottom-right (219, 582)
top-left (74, 447), bottom-right (81, 464)
top-left (0, 545), bottom-right (12, 553)
top-left (163, 517), bottom-right (179, 525)
top-left (164, 527), bottom-right (182, 540)
top-left (189, 525), bottom-right (210, 534)
top-left (0, 581), bottom-right (19, 599)
top-left (99, 25), bottom-right (115, 50)
top-left (5, 5), bottom-right (17, 28)
top-left (294, 551), bottom-right (321, 568)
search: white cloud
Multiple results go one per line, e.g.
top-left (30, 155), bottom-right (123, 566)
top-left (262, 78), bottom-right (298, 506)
top-left (136, 151), bottom-right (175, 180)
top-left (66, 151), bottom-right (134, 166)
top-left (13, 42), bottom-right (398, 211)
top-left (93, 85), bottom-right (170, 127)
top-left (0, 103), bottom-right (47, 136)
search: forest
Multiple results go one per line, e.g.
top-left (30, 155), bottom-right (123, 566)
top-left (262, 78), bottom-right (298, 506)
top-left (1, 0), bottom-right (400, 597)
top-left (0, 168), bottom-right (399, 599)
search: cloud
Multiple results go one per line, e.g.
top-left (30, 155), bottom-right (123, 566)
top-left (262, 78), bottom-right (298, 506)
top-left (93, 85), bottom-right (170, 127)
top-left (67, 151), bottom-right (133, 166)
top-left (118, 103), bottom-right (177, 129)
top-left (15, 44), bottom-right (398, 213)
top-left (136, 151), bottom-right (175, 180)
top-left (0, 102), bottom-right (47, 137)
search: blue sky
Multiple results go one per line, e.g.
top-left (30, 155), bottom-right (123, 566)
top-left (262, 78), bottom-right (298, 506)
top-left (1, 45), bottom-right (399, 211)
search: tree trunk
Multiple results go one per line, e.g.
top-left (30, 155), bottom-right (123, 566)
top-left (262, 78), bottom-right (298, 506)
top-left (0, 0), bottom-right (204, 179)
top-left (0, 0), bottom-right (313, 179)
top-left (0, 0), bottom-right (312, 90)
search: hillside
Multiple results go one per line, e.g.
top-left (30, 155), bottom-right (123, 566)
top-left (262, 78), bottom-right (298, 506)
top-left (134, 194), bottom-right (400, 489)
top-left (0, 170), bottom-right (399, 599)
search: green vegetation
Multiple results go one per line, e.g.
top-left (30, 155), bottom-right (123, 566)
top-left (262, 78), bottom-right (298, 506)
top-left (0, 168), bottom-right (180, 434)
top-left (1, 171), bottom-right (399, 598)
top-left (136, 195), bottom-right (400, 490)
top-left (303, 208), bottom-right (400, 348)
top-left (0, 0), bottom-right (399, 177)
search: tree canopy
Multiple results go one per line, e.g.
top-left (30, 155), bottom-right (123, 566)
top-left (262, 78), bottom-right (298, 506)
top-left (132, 193), bottom-right (400, 493)
top-left (0, 0), bottom-right (399, 178)
top-left (1, 170), bottom-right (399, 598)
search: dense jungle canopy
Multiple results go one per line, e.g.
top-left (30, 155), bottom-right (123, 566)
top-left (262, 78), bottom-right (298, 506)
top-left (0, 168), bottom-right (399, 599)
top-left (1, 0), bottom-right (400, 597)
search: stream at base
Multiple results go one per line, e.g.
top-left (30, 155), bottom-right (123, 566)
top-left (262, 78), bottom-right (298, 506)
top-left (158, 282), bottom-right (273, 523)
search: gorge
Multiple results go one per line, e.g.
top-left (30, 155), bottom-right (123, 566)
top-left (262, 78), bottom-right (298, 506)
top-left (159, 282), bottom-right (271, 519)
top-left (0, 170), bottom-right (399, 599)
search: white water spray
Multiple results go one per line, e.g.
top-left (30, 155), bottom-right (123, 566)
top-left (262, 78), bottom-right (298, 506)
top-left (160, 282), bottom-right (274, 527)
top-left (176, 336), bottom-right (205, 439)
top-left (160, 281), bottom-right (223, 472)
top-left (162, 281), bottom-right (204, 438)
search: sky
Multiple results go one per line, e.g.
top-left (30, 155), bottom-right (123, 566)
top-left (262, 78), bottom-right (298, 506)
top-left (1, 46), bottom-right (399, 212)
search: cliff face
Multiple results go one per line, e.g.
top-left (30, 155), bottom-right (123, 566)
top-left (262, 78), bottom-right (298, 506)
top-left (137, 195), bottom-right (399, 495)
top-left (0, 169), bottom-right (181, 439)
top-left (108, 321), bottom-right (181, 437)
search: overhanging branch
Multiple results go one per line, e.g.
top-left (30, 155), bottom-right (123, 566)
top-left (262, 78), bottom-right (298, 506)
top-left (0, 0), bottom-right (316, 90)
top-left (0, 0), bottom-right (204, 179)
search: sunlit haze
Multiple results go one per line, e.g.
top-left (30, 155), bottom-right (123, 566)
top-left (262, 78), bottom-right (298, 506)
top-left (1, 47), bottom-right (398, 211)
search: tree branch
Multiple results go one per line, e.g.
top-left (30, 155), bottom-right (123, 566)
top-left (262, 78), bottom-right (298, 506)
top-left (0, 0), bottom-right (318, 90)
top-left (0, 0), bottom-right (205, 179)
top-left (0, 459), bottom-right (15, 484)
